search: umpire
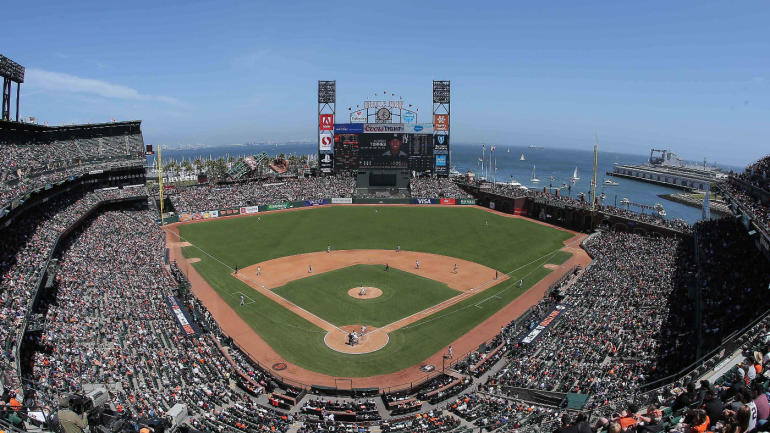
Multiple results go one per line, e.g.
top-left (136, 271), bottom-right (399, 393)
top-left (57, 396), bottom-right (88, 433)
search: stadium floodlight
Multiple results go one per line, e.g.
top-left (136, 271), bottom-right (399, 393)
top-left (0, 54), bottom-right (25, 82)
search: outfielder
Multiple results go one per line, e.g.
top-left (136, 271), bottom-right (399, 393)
top-left (240, 295), bottom-right (244, 306)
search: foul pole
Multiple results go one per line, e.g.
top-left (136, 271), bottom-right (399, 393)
top-left (591, 133), bottom-right (598, 211)
top-left (158, 145), bottom-right (164, 225)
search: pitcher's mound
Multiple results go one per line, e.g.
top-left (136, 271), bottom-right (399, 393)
top-left (347, 287), bottom-right (382, 299)
top-left (324, 325), bottom-right (389, 354)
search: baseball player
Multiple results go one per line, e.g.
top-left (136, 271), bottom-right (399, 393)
top-left (309, 264), bottom-right (313, 273)
top-left (519, 279), bottom-right (523, 287)
top-left (234, 265), bottom-right (238, 275)
top-left (397, 245), bottom-right (400, 253)
top-left (257, 266), bottom-right (261, 276)
top-left (385, 263), bottom-right (389, 271)
top-left (453, 264), bottom-right (458, 274)
top-left (416, 260), bottom-right (420, 269)
top-left (495, 270), bottom-right (498, 280)
top-left (361, 325), bottom-right (367, 335)
top-left (240, 295), bottom-right (244, 306)
top-left (327, 244), bottom-right (331, 253)
top-left (448, 345), bottom-right (453, 358)
top-left (485, 220), bottom-right (488, 227)
top-left (359, 286), bottom-right (366, 296)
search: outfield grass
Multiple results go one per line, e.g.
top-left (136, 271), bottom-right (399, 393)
top-left (178, 206), bottom-right (573, 377)
top-left (272, 264), bottom-right (460, 328)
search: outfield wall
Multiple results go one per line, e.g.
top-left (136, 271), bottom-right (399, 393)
top-left (175, 197), bottom-right (477, 222)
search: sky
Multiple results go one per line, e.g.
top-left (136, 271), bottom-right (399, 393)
top-left (5, 1), bottom-right (768, 166)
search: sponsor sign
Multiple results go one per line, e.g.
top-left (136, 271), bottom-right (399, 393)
top-left (219, 208), bottom-right (240, 217)
top-left (403, 123), bottom-right (433, 134)
top-left (331, 197), bottom-right (353, 204)
top-left (319, 132), bottom-right (333, 151)
top-left (180, 213), bottom-right (193, 222)
top-left (319, 153), bottom-right (333, 173)
top-left (319, 114), bottom-right (334, 131)
top-left (202, 210), bottom-right (219, 219)
top-left (402, 110), bottom-right (417, 123)
top-left (440, 198), bottom-right (456, 205)
top-left (240, 206), bottom-right (259, 214)
top-left (334, 123), bottom-right (364, 133)
top-left (364, 100), bottom-right (404, 109)
top-left (414, 198), bottom-right (434, 205)
top-left (166, 296), bottom-right (197, 336)
top-left (459, 199), bottom-right (476, 205)
top-left (434, 114), bottom-right (449, 131)
top-left (305, 198), bottom-right (328, 206)
top-left (434, 134), bottom-right (449, 152)
top-left (521, 304), bottom-right (568, 344)
top-left (364, 123), bottom-right (404, 134)
top-left (350, 110), bottom-right (366, 123)
top-left (262, 202), bottom-right (291, 211)
top-left (435, 154), bottom-right (447, 167)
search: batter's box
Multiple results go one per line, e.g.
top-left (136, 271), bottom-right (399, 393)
top-left (233, 291), bottom-right (257, 305)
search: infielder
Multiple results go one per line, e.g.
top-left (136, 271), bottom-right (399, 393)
top-left (448, 345), bottom-right (453, 358)
top-left (257, 266), bottom-right (261, 276)
top-left (309, 264), bottom-right (313, 273)
top-left (453, 264), bottom-right (458, 274)
top-left (416, 260), bottom-right (420, 269)
top-left (240, 295), bottom-right (245, 306)
top-left (327, 244), bottom-right (331, 253)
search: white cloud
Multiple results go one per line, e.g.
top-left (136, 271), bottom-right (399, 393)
top-left (25, 68), bottom-right (181, 105)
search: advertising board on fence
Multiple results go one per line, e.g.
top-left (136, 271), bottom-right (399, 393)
top-left (331, 197), bottom-right (353, 204)
top-left (218, 208), bottom-right (240, 217)
top-left (261, 202), bottom-right (292, 211)
top-left (521, 304), bottom-right (568, 344)
top-left (413, 198), bottom-right (436, 205)
top-left (440, 198), bottom-right (456, 205)
top-left (240, 206), bottom-right (259, 214)
top-left (458, 199), bottom-right (476, 205)
top-left (305, 198), bottom-right (328, 206)
top-left (166, 296), bottom-right (197, 336)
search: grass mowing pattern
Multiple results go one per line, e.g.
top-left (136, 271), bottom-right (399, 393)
top-left (178, 206), bottom-right (573, 376)
top-left (272, 264), bottom-right (460, 328)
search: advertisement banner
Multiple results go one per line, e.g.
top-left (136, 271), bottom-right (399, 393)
top-left (331, 197), bottom-right (353, 204)
top-left (166, 296), bottom-right (197, 336)
top-left (435, 154), bottom-right (449, 175)
top-left (334, 123), bottom-right (364, 133)
top-left (319, 114), bottom-right (334, 131)
top-left (521, 304), bottom-right (568, 344)
top-left (402, 110), bottom-right (417, 123)
top-left (458, 199), bottom-right (477, 205)
top-left (240, 206), bottom-right (259, 214)
top-left (434, 134), bottom-right (449, 153)
top-left (305, 198), bottom-right (328, 206)
top-left (218, 208), bottom-right (240, 217)
top-left (440, 198), bottom-right (456, 205)
top-left (261, 202), bottom-right (292, 211)
top-left (180, 213), bottom-right (193, 222)
top-left (350, 110), bottom-right (366, 123)
top-left (364, 123), bottom-right (404, 134)
top-left (434, 114), bottom-right (449, 131)
top-left (413, 198), bottom-right (437, 205)
top-left (319, 132), bottom-right (333, 151)
top-left (319, 153), bottom-right (333, 173)
top-left (403, 123), bottom-right (433, 134)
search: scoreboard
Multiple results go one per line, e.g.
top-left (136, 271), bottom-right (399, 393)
top-left (332, 123), bottom-right (437, 173)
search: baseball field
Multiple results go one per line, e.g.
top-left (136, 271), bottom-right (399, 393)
top-left (174, 206), bottom-right (575, 378)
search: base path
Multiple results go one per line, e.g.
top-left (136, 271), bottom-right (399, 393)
top-left (165, 205), bottom-right (592, 391)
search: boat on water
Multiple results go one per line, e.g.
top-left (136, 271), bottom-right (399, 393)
top-left (604, 178), bottom-right (619, 186)
top-left (531, 165), bottom-right (540, 183)
top-left (528, 144), bottom-right (544, 150)
top-left (620, 197), bottom-right (630, 205)
top-left (507, 148), bottom-right (510, 153)
top-left (570, 166), bottom-right (580, 183)
top-left (520, 153), bottom-right (525, 161)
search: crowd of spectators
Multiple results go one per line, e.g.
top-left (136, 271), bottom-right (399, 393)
top-left (483, 231), bottom-right (695, 404)
top-left (483, 183), bottom-right (692, 233)
top-left (165, 176), bottom-right (473, 213)
top-left (410, 178), bottom-right (473, 199)
top-left (0, 132), bottom-right (144, 209)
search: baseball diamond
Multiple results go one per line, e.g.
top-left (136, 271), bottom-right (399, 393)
top-left (168, 204), bottom-right (586, 384)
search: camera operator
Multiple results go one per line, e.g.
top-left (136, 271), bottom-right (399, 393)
top-left (57, 396), bottom-right (88, 433)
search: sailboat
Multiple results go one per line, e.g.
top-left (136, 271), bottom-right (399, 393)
top-left (507, 147), bottom-right (511, 153)
top-left (520, 153), bottom-right (525, 161)
top-left (530, 165), bottom-right (540, 183)
top-left (570, 166), bottom-right (580, 183)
